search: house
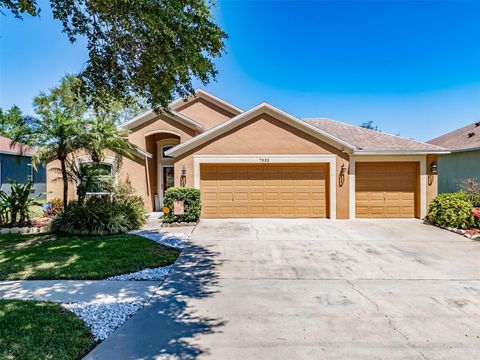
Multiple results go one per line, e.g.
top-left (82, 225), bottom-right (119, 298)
top-left (0, 135), bottom-right (46, 197)
top-left (428, 122), bottom-right (480, 193)
top-left (46, 90), bottom-right (448, 219)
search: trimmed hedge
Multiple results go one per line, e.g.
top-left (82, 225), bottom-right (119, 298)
top-left (428, 193), bottom-right (474, 229)
top-left (163, 187), bottom-right (201, 223)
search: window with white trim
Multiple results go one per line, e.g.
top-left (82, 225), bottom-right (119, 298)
top-left (80, 162), bottom-right (114, 194)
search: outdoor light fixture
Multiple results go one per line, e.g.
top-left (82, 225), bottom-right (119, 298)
top-left (430, 162), bottom-right (438, 175)
top-left (180, 165), bottom-right (187, 187)
top-left (340, 163), bottom-right (347, 175)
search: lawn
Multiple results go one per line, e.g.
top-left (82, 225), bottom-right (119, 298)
top-left (0, 233), bottom-right (180, 280)
top-left (0, 299), bottom-right (95, 360)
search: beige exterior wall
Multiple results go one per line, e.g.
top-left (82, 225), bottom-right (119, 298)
top-left (426, 154), bottom-right (438, 208)
top-left (174, 113), bottom-right (351, 219)
top-left (45, 98), bottom-right (439, 219)
top-left (121, 115), bottom-right (197, 211)
top-left (176, 98), bottom-right (237, 130)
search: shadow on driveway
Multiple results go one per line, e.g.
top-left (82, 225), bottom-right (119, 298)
top-left (84, 242), bottom-right (225, 359)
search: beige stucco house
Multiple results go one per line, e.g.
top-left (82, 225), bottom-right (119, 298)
top-left (47, 90), bottom-right (448, 219)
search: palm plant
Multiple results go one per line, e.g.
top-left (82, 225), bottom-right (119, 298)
top-left (0, 190), bottom-right (11, 226)
top-left (9, 75), bottom-right (87, 209)
top-left (9, 181), bottom-right (42, 227)
top-left (79, 118), bottom-right (137, 170)
top-left (52, 159), bottom-right (113, 205)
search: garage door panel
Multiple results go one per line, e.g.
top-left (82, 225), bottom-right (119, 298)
top-left (356, 162), bottom-right (418, 218)
top-left (201, 163), bottom-right (328, 218)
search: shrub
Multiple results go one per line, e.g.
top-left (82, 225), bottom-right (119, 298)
top-left (50, 182), bottom-right (147, 235)
top-left (163, 187), bottom-right (201, 223)
top-left (0, 181), bottom-right (42, 227)
top-left (459, 178), bottom-right (480, 206)
top-left (42, 198), bottom-right (64, 217)
top-left (428, 193), bottom-right (474, 229)
top-left (472, 208), bottom-right (480, 229)
top-left (466, 193), bottom-right (480, 207)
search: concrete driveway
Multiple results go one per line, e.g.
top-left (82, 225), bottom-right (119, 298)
top-left (85, 219), bottom-right (480, 359)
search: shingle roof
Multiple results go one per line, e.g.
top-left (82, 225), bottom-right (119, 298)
top-left (427, 122), bottom-right (480, 151)
top-left (304, 118), bottom-right (446, 152)
top-left (0, 135), bottom-right (35, 156)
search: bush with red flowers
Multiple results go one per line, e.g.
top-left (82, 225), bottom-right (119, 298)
top-left (471, 208), bottom-right (480, 228)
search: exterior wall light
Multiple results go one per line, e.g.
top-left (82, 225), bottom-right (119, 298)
top-left (180, 165), bottom-right (187, 187)
top-left (430, 162), bottom-right (438, 175)
top-left (340, 163), bottom-right (347, 175)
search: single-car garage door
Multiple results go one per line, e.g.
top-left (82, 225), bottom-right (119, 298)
top-left (355, 162), bottom-right (419, 218)
top-left (200, 163), bottom-right (328, 218)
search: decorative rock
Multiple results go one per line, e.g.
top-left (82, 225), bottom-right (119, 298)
top-left (133, 231), bottom-right (188, 249)
top-left (107, 265), bottom-right (173, 281)
top-left (472, 235), bottom-right (480, 240)
top-left (63, 302), bottom-right (144, 342)
top-left (9, 227), bottom-right (19, 234)
top-left (0, 228), bottom-right (10, 234)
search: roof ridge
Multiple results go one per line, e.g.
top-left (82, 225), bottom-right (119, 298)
top-left (304, 117), bottom-right (447, 150)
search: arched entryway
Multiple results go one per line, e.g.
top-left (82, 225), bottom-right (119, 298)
top-left (145, 131), bottom-right (180, 210)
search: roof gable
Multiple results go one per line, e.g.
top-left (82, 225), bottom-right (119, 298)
top-left (170, 89), bottom-right (243, 116)
top-left (120, 109), bottom-right (204, 132)
top-left (165, 103), bottom-right (356, 157)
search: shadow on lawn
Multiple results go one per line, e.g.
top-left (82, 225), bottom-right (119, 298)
top-left (84, 241), bottom-right (225, 360)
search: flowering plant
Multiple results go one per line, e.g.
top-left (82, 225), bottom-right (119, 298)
top-left (471, 208), bottom-right (480, 228)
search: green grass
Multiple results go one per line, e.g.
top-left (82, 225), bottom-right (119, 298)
top-left (0, 299), bottom-right (95, 360)
top-left (0, 233), bottom-right (180, 280)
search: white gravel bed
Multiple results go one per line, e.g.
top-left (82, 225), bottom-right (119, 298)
top-left (63, 301), bottom-right (143, 341)
top-left (107, 265), bottom-right (173, 281)
top-left (133, 231), bottom-right (188, 249)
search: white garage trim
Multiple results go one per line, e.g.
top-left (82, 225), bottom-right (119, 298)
top-left (193, 155), bottom-right (337, 219)
top-left (349, 155), bottom-right (427, 219)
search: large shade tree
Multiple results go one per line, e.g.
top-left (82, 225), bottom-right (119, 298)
top-left (1, 0), bottom-right (227, 111)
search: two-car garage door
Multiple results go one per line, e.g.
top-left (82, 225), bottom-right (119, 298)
top-left (200, 163), bottom-right (328, 218)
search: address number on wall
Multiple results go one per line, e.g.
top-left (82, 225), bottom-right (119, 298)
top-left (259, 158), bottom-right (270, 163)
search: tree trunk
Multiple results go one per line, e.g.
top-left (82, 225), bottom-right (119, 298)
top-left (61, 158), bottom-right (69, 209)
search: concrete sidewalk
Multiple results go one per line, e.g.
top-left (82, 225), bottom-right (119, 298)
top-left (0, 280), bottom-right (161, 304)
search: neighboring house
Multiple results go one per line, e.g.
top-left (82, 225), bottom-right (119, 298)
top-left (0, 135), bottom-right (46, 198)
top-left (428, 122), bottom-right (480, 193)
top-left (47, 90), bottom-right (448, 219)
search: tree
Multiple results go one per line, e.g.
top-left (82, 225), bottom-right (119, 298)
top-left (9, 75), bottom-right (87, 209)
top-left (1, 0), bottom-right (227, 112)
top-left (0, 106), bottom-right (37, 144)
top-left (7, 75), bottom-right (140, 209)
top-left (79, 117), bottom-right (137, 168)
top-left (360, 120), bottom-right (381, 132)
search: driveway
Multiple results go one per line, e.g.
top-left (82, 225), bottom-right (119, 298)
top-left (85, 219), bottom-right (480, 359)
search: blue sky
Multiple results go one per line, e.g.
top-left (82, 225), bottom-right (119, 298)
top-left (1, 1), bottom-right (480, 141)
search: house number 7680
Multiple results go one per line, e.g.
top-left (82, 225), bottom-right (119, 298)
top-left (259, 158), bottom-right (270, 163)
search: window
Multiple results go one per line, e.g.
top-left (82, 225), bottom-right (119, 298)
top-left (27, 163), bottom-right (34, 182)
top-left (80, 162), bottom-right (113, 194)
top-left (162, 146), bottom-right (174, 158)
